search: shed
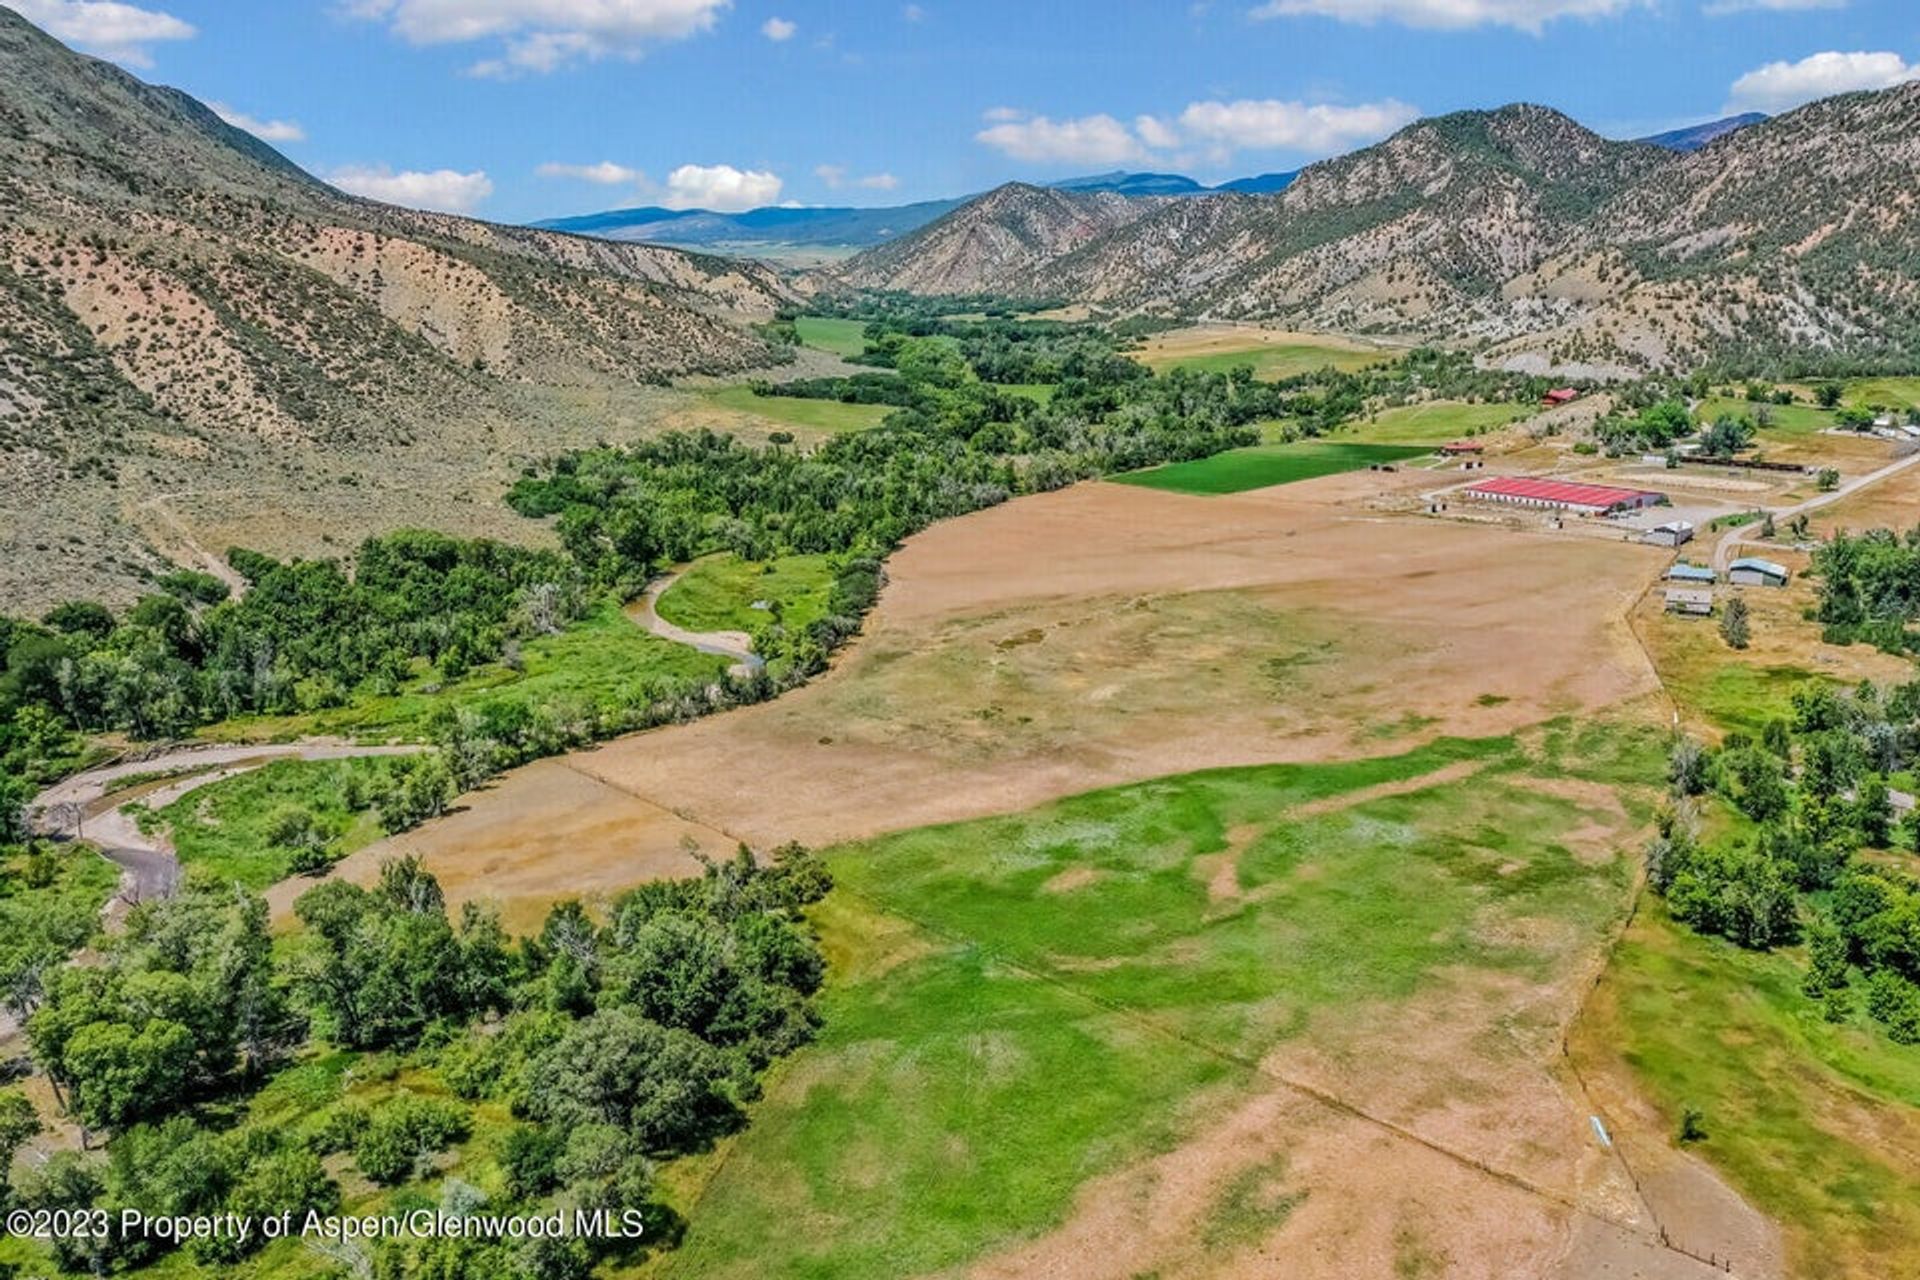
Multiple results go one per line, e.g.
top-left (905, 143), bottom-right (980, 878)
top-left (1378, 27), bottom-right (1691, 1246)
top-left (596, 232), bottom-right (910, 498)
top-left (1665, 588), bottom-right (1714, 616)
top-left (1729, 556), bottom-right (1790, 587)
top-left (1439, 440), bottom-right (1485, 456)
top-left (1644, 521), bottom-right (1695, 548)
top-left (1542, 388), bottom-right (1580, 407)
top-left (1666, 562), bottom-right (1716, 584)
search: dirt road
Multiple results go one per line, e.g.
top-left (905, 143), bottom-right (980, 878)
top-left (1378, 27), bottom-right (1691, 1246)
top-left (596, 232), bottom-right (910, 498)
top-left (625, 570), bottom-right (764, 677)
top-left (1711, 449), bottom-right (1920, 572)
top-left (31, 742), bottom-right (421, 910)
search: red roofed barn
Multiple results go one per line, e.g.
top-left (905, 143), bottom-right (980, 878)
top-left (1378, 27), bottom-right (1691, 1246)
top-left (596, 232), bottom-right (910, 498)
top-left (1462, 475), bottom-right (1665, 516)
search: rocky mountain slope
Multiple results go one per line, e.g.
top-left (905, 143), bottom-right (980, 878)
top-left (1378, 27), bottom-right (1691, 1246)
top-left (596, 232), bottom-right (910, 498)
top-left (847, 93), bottom-right (1920, 375)
top-left (0, 7), bottom-right (793, 606)
top-left (837, 184), bottom-right (1168, 295)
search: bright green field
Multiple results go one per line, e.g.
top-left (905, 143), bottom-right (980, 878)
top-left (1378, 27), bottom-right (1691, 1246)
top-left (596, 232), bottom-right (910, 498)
top-left (998, 382), bottom-right (1056, 403)
top-left (1349, 400), bottom-right (1529, 445)
top-left (1589, 904), bottom-right (1920, 1278)
top-left (665, 727), bottom-right (1658, 1279)
top-left (1144, 340), bottom-right (1392, 381)
top-left (656, 553), bottom-right (836, 636)
top-left (1844, 378), bottom-right (1920, 411)
top-left (1698, 397), bottom-right (1838, 439)
top-left (199, 596), bottom-right (726, 744)
top-left (1114, 441), bottom-right (1431, 495)
top-left (146, 756), bottom-right (407, 889)
top-left (793, 315), bottom-right (869, 358)
top-left (707, 385), bottom-right (892, 433)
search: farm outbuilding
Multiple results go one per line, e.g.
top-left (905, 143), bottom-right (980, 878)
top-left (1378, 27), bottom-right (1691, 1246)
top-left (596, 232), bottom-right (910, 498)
top-left (1665, 588), bottom-right (1714, 616)
top-left (1644, 521), bottom-right (1695, 548)
top-left (1439, 441), bottom-right (1485, 456)
top-left (1542, 388), bottom-right (1580, 407)
top-left (1729, 557), bottom-right (1790, 587)
top-left (1462, 476), bottom-right (1667, 516)
top-left (1666, 562), bottom-right (1716, 584)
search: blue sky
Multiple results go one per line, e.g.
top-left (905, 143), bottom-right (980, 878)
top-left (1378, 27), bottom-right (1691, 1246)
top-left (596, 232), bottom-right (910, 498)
top-left (10, 0), bottom-right (1918, 222)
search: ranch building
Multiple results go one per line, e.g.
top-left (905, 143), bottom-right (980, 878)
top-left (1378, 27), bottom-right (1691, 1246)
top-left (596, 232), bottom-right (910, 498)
top-left (1461, 475), bottom-right (1667, 516)
top-left (1665, 588), bottom-right (1714, 617)
top-left (1644, 520), bottom-right (1695, 548)
top-left (1542, 388), bottom-right (1580, 407)
top-left (1729, 556), bottom-right (1790, 587)
top-left (1666, 562), bottom-right (1716, 584)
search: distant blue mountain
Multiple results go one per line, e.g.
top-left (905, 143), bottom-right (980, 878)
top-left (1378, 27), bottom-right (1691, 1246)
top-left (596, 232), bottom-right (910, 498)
top-left (1638, 112), bottom-right (1767, 152)
top-left (532, 168), bottom-right (1298, 257)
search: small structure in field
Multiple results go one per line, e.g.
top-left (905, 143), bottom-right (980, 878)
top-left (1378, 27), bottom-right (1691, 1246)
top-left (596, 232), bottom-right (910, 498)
top-left (1462, 475), bottom-right (1666, 516)
top-left (1666, 562), bottom-right (1716, 584)
top-left (1439, 440), bottom-right (1485, 457)
top-left (1729, 556), bottom-right (1790, 587)
top-left (1665, 588), bottom-right (1714, 616)
top-left (1542, 387), bottom-right (1580, 407)
top-left (1644, 520), bottom-right (1695, 548)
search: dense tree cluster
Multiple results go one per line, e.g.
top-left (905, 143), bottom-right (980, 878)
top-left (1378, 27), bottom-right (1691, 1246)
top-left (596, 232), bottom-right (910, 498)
top-left (13, 847), bottom-right (831, 1277)
top-left (1812, 525), bottom-right (1920, 651)
top-left (1653, 679), bottom-right (1920, 1040)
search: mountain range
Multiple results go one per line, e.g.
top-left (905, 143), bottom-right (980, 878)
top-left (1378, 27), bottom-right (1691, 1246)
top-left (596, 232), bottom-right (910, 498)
top-left (837, 98), bottom-right (1920, 377)
top-left (0, 7), bottom-right (791, 607)
top-left (533, 114), bottom-right (1764, 260)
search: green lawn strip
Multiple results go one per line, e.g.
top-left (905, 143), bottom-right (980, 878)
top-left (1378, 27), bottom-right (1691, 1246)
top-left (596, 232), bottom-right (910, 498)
top-left (1114, 442), bottom-right (1431, 495)
top-left (1146, 343), bottom-right (1392, 381)
top-left (706, 384), bottom-right (892, 433)
top-left (1697, 397), bottom-right (1837, 439)
top-left (671, 731), bottom-right (1646, 1277)
top-left (1346, 401), bottom-right (1529, 446)
top-left (149, 756), bottom-right (404, 889)
top-left (655, 553), bottom-right (836, 637)
top-left (197, 596), bottom-right (727, 744)
top-left (1844, 378), bottom-right (1920, 412)
top-left (793, 315), bottom-right (869, 358)
top-left (1602, 905), bottom-right (1920, 1276)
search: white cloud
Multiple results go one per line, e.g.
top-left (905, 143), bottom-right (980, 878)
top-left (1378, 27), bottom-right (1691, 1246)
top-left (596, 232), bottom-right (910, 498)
top-left (1705, 0), bottom-right (1843, 12)
top-left (815, 164), bottom-right (899, 191)
top-left (660, 163), bottom-right (781, 211)
top-left (208, 102), bottom-right (306, 143)
top-left (1725, 50), bottom-right (1920, 113)
top-left (537, 159), bottom-right (645, 184)
top-left (761, 15), bottom-right (795, 40)
top-left (326, 164), bottom-right (494, 214)
top-left (347, 0), bottom-right (728, 77)
top-left (11, 0), bottom-right (194, 66)
top-left (1134, 114), bottom-right (1181, 150)
top-left (975, 112), bottom-right (1148, 165)
top-left (1178, 97), bottom-right (1420, 153)
top-left (902, 3), bottom-right (925, 19)
top-left (1248, 0), bottom-right (1641, 32)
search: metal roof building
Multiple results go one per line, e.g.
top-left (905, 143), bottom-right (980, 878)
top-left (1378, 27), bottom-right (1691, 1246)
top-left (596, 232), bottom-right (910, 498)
top-left (1729, 556), bottom-right (1790, 587)
top-left (1666, 563), bottom-right (1716, 583)
top-left (1461, 475), bottom-right (1667, 515)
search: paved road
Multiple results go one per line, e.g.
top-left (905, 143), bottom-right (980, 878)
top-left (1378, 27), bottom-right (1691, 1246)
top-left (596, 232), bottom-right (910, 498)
top-left (30, 741), bottom-right (421, 912)
top-left (1710, 449), bottom-right (1920, 573)
top-left (625, 570), bottom-right (765, 677)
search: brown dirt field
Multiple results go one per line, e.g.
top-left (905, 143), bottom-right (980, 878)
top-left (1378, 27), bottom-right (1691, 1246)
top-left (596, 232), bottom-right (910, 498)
top-left (264, 757), bottom-right (733, 934)
top-left (1811, 456), bottom-right (1920, 534)
top-left (300, 477), bottom-right (1668, 927)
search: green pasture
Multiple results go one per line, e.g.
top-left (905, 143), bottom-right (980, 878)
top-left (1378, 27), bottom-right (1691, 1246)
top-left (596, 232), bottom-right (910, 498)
top-left (1114, 441), bottom-right (1431, 495)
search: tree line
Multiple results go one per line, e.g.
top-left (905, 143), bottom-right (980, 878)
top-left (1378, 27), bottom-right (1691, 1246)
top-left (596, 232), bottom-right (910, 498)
top-left (2, 847), bottom-right (831, 1278)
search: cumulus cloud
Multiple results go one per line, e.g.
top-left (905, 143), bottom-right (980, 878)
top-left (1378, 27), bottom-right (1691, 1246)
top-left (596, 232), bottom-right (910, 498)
top-left (814, 164), bottom-right (899, 191)
top-left (1725, 50), bottom-right (1920, 113)
top-left (208, 102), bottom-right (306, 143)
top-left (1705, 0), bottom-right (1843, 12)
top-left (975, 112), bottom-right (1149, 165)
top-left (977, 98), bottom-right (1416, 168)
top-left (11, 0), bottom-right (194, 66)
top-left (761, 15), bottom-right (795, 40)
top-left (1248, 0), bottom-right (1641, 32)
top-left (1178, 97), bottom-right (1418, 153)
top-left (537, 159), bottom-right (645, 184)
top-left (660, 163), bottom-right (782, 211)
top-left (327, 164), bottom-right (494, 214)
top-left (347, 0), bottom-right (728, 77)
